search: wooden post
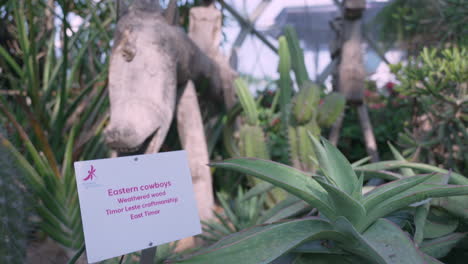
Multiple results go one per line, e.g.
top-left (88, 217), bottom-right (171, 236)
top-left (189, 2), bottom-right (237, 109)
top-left (140, 247), bottom-right (157, 264)
top-left (328, 0), bottom-right (380, 163)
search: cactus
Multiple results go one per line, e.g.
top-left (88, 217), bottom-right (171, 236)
top-left (239, 125), bottom-right (269, 160)
top-left (225, 27), bottom-right (346, 203)
top-left (235, 78), bottom-right (269, 160)
top-left (292, 81), bottom-right (321, 124)
top-left (317, 92), bottom-right (347, 127)
top-left (234, 78), bottom-right (259, 126)
top-left (284, 25), bottom-right (309, 87)
top-left (281, 28), bottom-right (346, 173)
top-left (0, 128), bottom-right (29, 264)
top-left (278, 36), bottom-right (293, 132)
top-left (235, 78), bottom-right (269, 161)
top-left (235, 79), bottom-right (287, 204)
top-left (288, 82), bottom-right (322, 171)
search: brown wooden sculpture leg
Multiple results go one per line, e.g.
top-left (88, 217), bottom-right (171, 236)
top-left (176, 81), bottom-right (214, 250)
top-left (357, 104), bottom-right (379, 162)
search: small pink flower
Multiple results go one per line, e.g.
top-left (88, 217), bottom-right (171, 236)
top-left (270, 117), bottom-right (280, 127)
top-left (386, 82), bottom-right (395, 91)
top-left (364, 90), bottom-right (373, 98)
top-left (369, 103), bottom-right (386, 110)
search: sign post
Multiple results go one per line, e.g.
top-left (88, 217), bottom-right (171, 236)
top-left (140, 247), bottom-right (157, 264)
top-left (74, 151), bottom-right (201, 263)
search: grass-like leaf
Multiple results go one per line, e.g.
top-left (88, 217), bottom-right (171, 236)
top-left (388, 142), bottom-right (415, 177)
top-left (242, 181), bottom-right (274, 201)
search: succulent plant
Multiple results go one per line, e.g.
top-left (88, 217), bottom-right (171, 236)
top-left (288, 82), bottom-right (321, 171)
top-left (171, 137), bottom-right (468, 264)
top-left (278, 27), bottom-right (346, 172)
top-left (235, 78), bottom-right (269, 161)
top-left (227, 27), bottom-right (346, 174)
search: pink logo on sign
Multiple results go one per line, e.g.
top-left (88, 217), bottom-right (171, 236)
top-left (83, 165), bottom-right (96, 181)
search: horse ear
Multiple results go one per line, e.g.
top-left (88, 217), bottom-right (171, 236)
top-left (164, 0), bottom-right (179, 25)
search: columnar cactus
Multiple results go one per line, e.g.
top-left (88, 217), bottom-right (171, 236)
top-left (227, 27), bottom-right (345, 203)
top-left (235, 79), bottom-right (287, 203)
top-left (279, 28), bottom-right (346, 172)
top-left (235, 78), bottom-right (270, 161)
top-left (280, 27), bottom-right (346, 172)
top-left (0, 128), bottom-right (29, 264)
top-left (284, 26), bottom-right (309, 87)
top-left (288, 82), bottom-right (322, 171)
top-left (317, 92), bottom-right (346, 127)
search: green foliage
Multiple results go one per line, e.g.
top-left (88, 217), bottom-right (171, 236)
top-left (0, 126), bottom-right (29, 264)
top-left (234, 79), bottom-right (269, 161)
top-left (392, 46), bottom-right (468, 175)
top-left (284, 26), bottom-right (309, 87)
top-left (376, 0), bottom-right (468, 52)
top-left (225, 27), bottom-right (345, 175)
top-left (0, 0), bottom-right (113, 255)
top-left (200, 187), bottom-right (265, 243)
top-left (336, 80), bottom-right (411, 163)
top-left (278, 36), bottom-right (293, 131)
top-left (172, 137), bottom-right (468, 263)
top-left (317, 93), bottom-right (346, 127)
top-left (288, 82), bottom-right (322, 171)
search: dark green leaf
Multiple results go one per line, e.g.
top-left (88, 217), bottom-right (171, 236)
top-left (171, 218), bottom-right (334, 264)
top-left (420, 233), bottom-right (467, 259)
top-left (362, 218), bottom-right (426, 264)
top-left (210, 158), bottom-right (335, 219)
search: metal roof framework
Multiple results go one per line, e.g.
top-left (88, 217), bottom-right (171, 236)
top-left (218, 0), bottom-right (391, 83)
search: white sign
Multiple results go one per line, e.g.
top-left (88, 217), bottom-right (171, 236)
top-left (74, 151), bottom-right (201, 263)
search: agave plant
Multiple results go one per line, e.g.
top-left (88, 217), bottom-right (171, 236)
top-left (200, 187), bottom-right (265, 243)
top-left (200, 186), bottom-right (312, 245)
top-left (170, 136), bottom-right (468, 264)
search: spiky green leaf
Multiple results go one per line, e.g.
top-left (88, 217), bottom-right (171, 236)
top-left (210, 158), bottom-right (335, 219)
top-left (171, 218), bottom-right (334, 264)
top-left (315, 179), bottom-right (366, 229)
top-left (309, 136), bottom-right (358, 197)
top-left (363, 174), bottom-right (434, 212)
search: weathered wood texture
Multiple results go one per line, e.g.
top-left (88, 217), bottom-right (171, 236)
top-left (105, 1), bottom-right (233, 241)
top-left (189, 3), bottom-right (237, 109)
top-left (357, 104), bottom-right (379, 162)
top-left (329, 0), bottom-right (379, 163)
top-left (344, 0), bottom-right (366, 10)
top-left (338, 19), bottom-right (365, 103)
top-left (176, 81), bottom-right (214, 222)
